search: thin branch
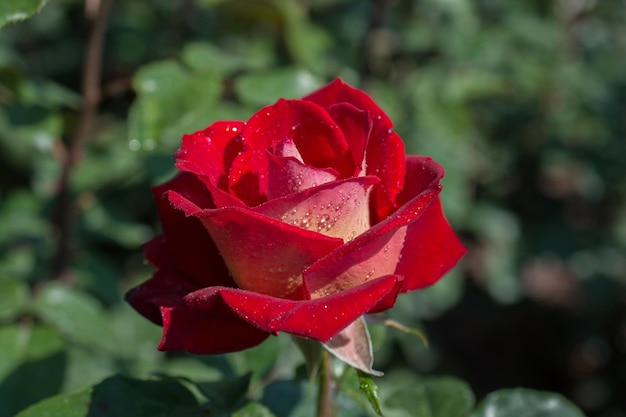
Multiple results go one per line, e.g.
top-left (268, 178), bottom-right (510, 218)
top-left (52, 0), bottom-right (113, 279)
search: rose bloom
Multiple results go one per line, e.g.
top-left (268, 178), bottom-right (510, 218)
top-left (126, 79), bottom-right (466, 354)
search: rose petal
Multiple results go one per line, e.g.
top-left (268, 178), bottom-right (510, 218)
top-left (183, 274), bottom-right (404, 342)
top-left (396, 155), bottom-right (444, 203)
top-left (126, 270), bottom-right (269, 354)
top-left (266, 153), bottom-right (339, 200)
top-left (142, 234), bottom-right (168, 269)
top-left (366, 131), bottom-right (406, 222)
top-left (304, 79), bottom-right (393, 133)
top-left (125, 270), bottom-right (198, 326)
top-left (396, 196), bottom-right (466, 291)
top-left (275, 138), bottom-right (304, 162)
top-left (175, 121), bottom-right (245, 191)
top-left (158, 303), bottom-right (269, 354)
top-left (244, 99), bottom-right (355, 177)
top-left (228, 148), bottom-right (269, 206)
top-left (257, 176), bottom-right (379, 241)
top-left (152, 173), bottom-right (235, 288)
top-left (393, 156), bottom-right (465, 290)
top-left (303, 156), bottom-right (465, 299)
top-left (326, 103), bottom-right (372, 174)
top-left (168, 191), bottom-right (343, 300)
top-left (303, 180), bottom-right (440, 299)
top-left (304, 79), bottom-right (406, 221)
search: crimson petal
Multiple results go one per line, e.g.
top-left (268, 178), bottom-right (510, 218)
top-left (168, 191), bottom-right (343, 300)
top-left (126, 270), bottom-right (268, 354)
top-left (183, 274), bottom-right (404, 342)
top-left (244, 99), bottom-right (355, 177)
top-left (152, 173), bottom-right (235, 288)
top-left (304, 78), bottom-right (393, 132)
top-left (304, 79), bottom-right (406, 221)
top-left (394, 156), bottom-right (466, 290)
top-left (175, 121), bottom-right (245, 191)
top-left (326, 103), bottom-right (372, 174)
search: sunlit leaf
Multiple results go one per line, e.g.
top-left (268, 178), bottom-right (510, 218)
top-left (384, 375), bottom-right (475, 417)
top-left (0, 325), bottom-right (66, 417)
top-left (0, 280), bottom-right (28, 319)
top-left (0, 0), bottom-right (47, 28)
top-left (15, 375), bottom-right (204, 417)
top-left (33, 282), bottom-right (120, 353)
top-left (470, 389), bottom-right (586, 417)
top-left (233, 402), bottom-right (278, 417)
top-left (234, 68), bottom-right (322, 107)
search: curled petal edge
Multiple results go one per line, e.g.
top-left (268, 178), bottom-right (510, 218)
top-left (183, 274), bottom-right (404, 342)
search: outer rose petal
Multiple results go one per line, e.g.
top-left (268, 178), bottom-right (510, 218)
top-left (125, 270), bottom-right (197, 325)
top-left (303, 155), bottom-right (462, 299)
top-left (175, 121), bottom-right (245, 191)
top-left (152, 173), bottom-right (235, 288)
top-left (183, 274), bottom-right (404, 342)
top-left (304, 79), bottom-right (393, 131)
top-left (168, 191), bottom-right (343, 300)
top-left (303, 187), bottom-right (438, 299)
top-left (395, 156), bottom-right (467, 291)
top-left (126, 270), bottom-right (268, 354)
top-left (159, 303), bottom-right (269, 354)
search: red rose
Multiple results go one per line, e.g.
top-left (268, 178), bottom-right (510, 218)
top-left (126, 79), bottom-right (465, 356)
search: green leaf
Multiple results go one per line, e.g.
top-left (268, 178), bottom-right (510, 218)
top-left (357, 370), bottom-right (385, 417)
top-left (14, 389), bottom-right (91, 417)
top-left (129, 59), bottom-right (222, 149)
top-left (234, 402), bottom-right (278, 417)
top-left (0, 0), bottom-right (47, 28)
top-left (15, 375), bottom-right (204, 417)
top-left (271, 0), bottom-right (331, 73)
top-left (33, 282), bottom-right (120, 353)
top-left (195, 372), bottom-right (252, 410)
top-left (470, 389), bottom-right (586, 417)
top-left (234, 68), bottom-right (322, 107)
top-left (384, 375), bottom-right (475, 417)
top-left (0, 325), bottom-right (67, 417)
top-left (0, 280), bottom-right (28, 319)
top-left (182, 42), bottom-right (264, 75)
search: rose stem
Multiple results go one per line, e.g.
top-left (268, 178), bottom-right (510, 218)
top-left (52, 0), bottom-right (112, 280)
top-left (316, 349), bottom-right (336, 417)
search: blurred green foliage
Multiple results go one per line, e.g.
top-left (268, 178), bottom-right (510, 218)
top-left (1, 0), bottom-right (625, 416)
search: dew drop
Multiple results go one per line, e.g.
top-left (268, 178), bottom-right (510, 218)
top-left (317, 214), bottom-right (331, 231)
top-left (366, 269), bottom-right (375, 279)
